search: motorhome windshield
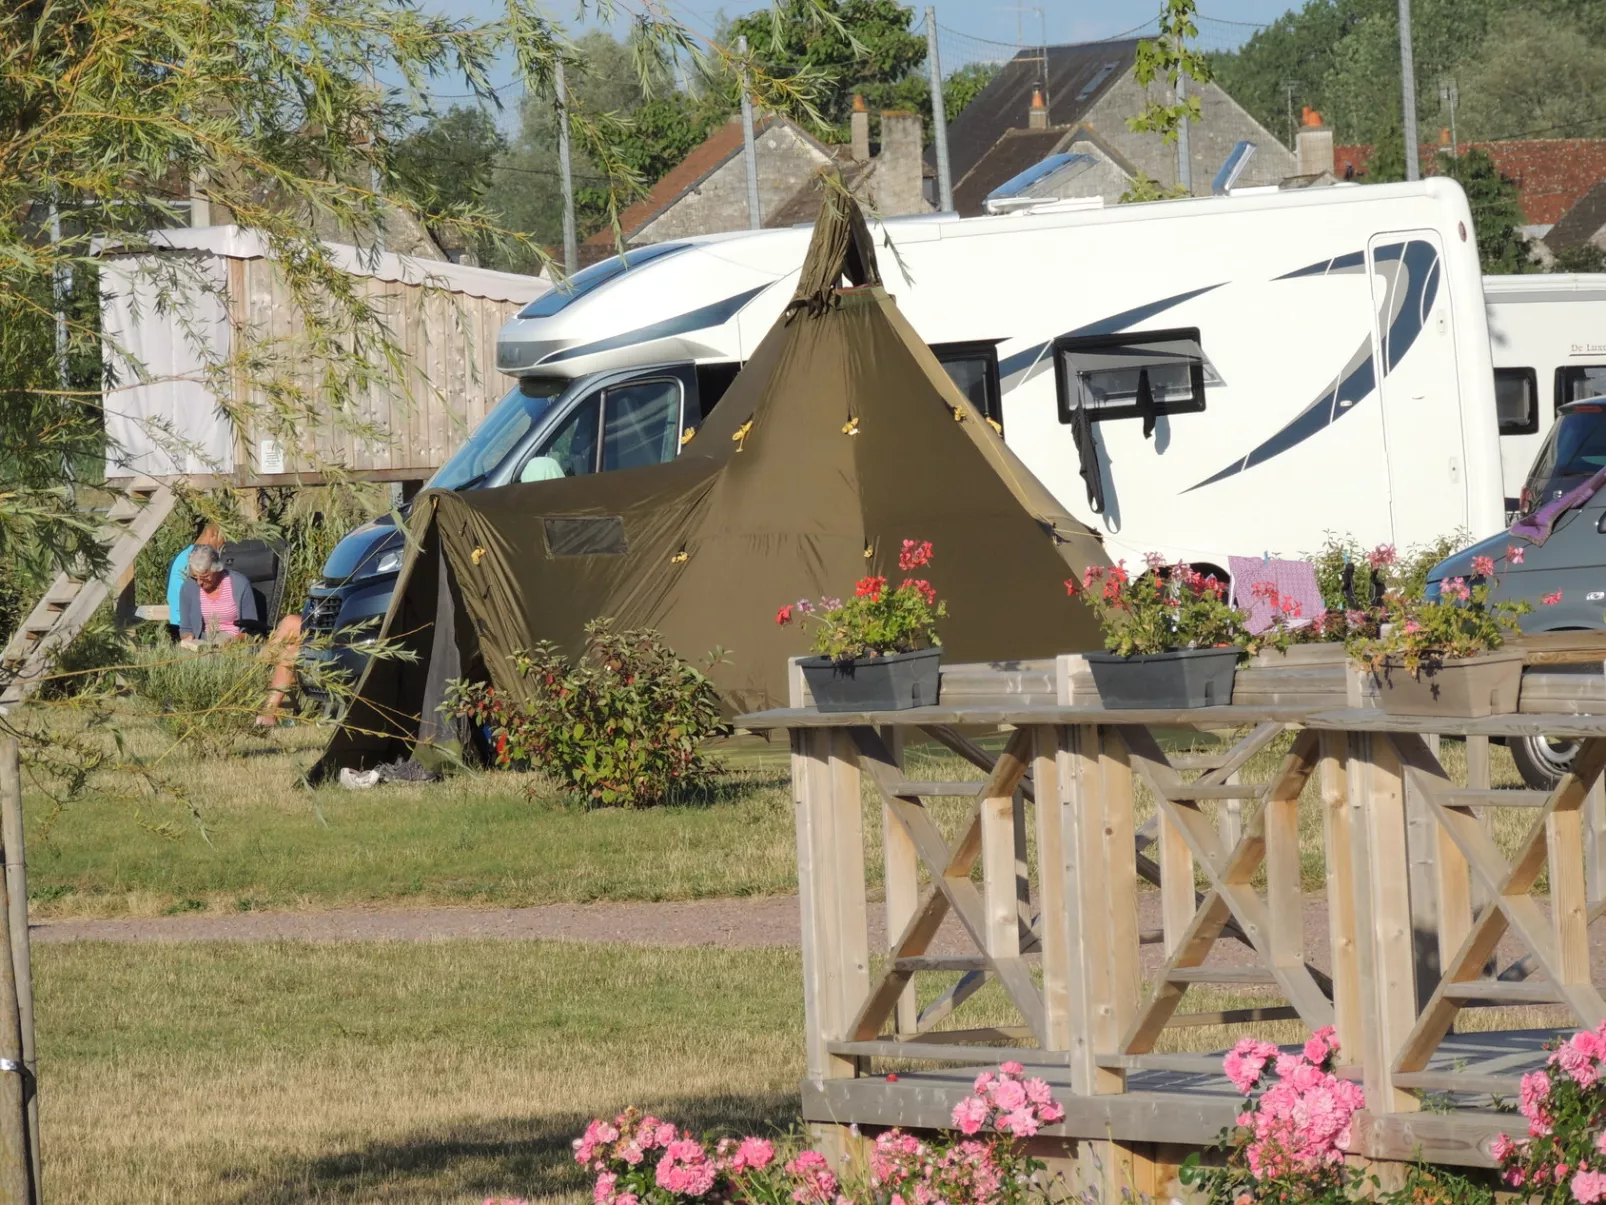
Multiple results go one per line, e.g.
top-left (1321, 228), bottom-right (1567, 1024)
top-left (428, 378), bottom-right (567, 491)
top-left (516, 243), bottom-right (691, 319)
top-left (1522, 403), bottom-right (1606, 511)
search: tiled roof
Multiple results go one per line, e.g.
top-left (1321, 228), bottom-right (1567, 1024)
top-left (1334, 140), bottom-right (1606, 225)
top-left (951, 128), bottom-right (1068, 216)
top-left (932, 41), bottom-right (1142, 188)
top-left (1548, 181), bottom-right (1606, 250)
top-left (583, 117), bottom-right (758, 246)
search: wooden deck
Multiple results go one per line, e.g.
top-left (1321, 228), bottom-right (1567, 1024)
top-left (741, 640), bottom-right (1606, 1193)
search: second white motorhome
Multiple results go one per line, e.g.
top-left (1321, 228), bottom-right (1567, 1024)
top-left (492, 178), bottom-right (1502, 576)
top-left (1484, 273), bottom-right (1606, 509)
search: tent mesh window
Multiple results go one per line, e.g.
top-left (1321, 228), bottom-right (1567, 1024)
top-left (543, 516), bottom-right (629, 557)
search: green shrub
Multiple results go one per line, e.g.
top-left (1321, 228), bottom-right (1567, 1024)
top-left (124, 641), bottom-right (272, 752)
top-left (443, 620), bottom-right (731, 809)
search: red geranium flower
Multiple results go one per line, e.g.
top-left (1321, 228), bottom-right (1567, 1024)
top-left (775, 604), bottom-right (794, 625)
top-left (855, 576), bottom-right (886, 601)
top-left (898, 539), bottom-right (933, 571)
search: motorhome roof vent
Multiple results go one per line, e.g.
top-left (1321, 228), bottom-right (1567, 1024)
top-left (1076, 62), bottom-right (1119, 102)
top-left (984, 153), bottom-right (1093, 211)
top-left (1212, 141), bottom-right (1258, 195)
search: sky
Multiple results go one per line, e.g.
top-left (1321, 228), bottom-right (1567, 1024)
top-left (421, 0), bottom-right (1304, 124)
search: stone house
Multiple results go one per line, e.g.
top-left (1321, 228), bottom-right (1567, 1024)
top-left (583, 105), bottom-right (932, 251)
top-left (940, 41), bottom-right (1297, 214)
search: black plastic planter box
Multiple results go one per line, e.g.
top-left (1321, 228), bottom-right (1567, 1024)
top-left (1085, 647), bottom-right (1241, 710)
top-left (800, 648), bottom-right (941, 713)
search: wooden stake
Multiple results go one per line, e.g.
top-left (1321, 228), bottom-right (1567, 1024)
top-left (0, 754), bottom-right (30, 1203)
top-left (0, 739), bottom-right (37, 1200)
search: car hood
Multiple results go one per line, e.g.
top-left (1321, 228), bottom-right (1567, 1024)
top-left (321, 515), bottom-right (404, 584)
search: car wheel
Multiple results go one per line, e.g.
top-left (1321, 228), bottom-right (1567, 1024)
top-left (1510, 733), bottom-right (1579, 791)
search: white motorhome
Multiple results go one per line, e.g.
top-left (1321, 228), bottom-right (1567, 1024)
top-left (1484, 273), bottom-right (1606, 509)
top-left (493, 178), bottom-right (1501, 578)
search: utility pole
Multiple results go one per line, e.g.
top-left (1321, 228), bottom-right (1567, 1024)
top-left (556, 60), bottom-right (577, 274)
top-left (925, 8), bottom-right (955, 212)
top-left (1398, 0), bottom-right (1420, 181)
top-left (1439, 76), bottom-right (1459, 157)
top-left (738, 36), bottom-right (762, 231)
top-left (1177, 71), bottom-right (1192, 194)
top-left (49, 191), bottom-right (69, 394)
top-left (1282, 78), bottom-right (1302, 148)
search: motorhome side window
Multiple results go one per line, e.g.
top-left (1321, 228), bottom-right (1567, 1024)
top-left (1494, 368), bottom-right (1539, 435)
top-left (931, 342), bottom-right (1003, 430)
top-left (1557, 365), bottom-right (1606, 411)
top-left (601, 378), bottom-right (683, 471)
top-left (1052, 327), bottom-right (1207, 425)
top-left (522, 395), bottom-right (602, 481)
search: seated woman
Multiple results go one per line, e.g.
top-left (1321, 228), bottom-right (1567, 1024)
top-left (177, 545), bottom-right (303, 725)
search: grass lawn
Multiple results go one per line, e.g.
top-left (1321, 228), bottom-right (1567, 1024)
top-left (16, 700), bottom-right (1529, 918)
top-left (40, 939), bottom-right (808, 1204)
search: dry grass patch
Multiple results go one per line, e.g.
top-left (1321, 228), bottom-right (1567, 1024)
top-left (40, 939), bottom-right (806, 1204)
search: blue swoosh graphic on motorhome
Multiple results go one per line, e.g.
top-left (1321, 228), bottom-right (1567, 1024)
top-left (1186, 240), bottom-right (1440, 492)
top-left (1275, 250), bottom-right (1365, 279)
top-left (996, 283), bottom-right (1224, 382)
top-left (540, 286), bottom-right (769, 365)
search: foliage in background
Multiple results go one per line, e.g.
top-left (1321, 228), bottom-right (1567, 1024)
top-left (726, 0), bottom-right (927, 131)
top-left (1129, 0), bottom-right (1211, 145)
top-left (124, 641), bottom-right (274, 755)
top-left (392, 107), bottom-right (511, 264)
top-left (1433, 149), bottom-right (1532, 273)
top-left (1210, 0), bottom-right (1606, 148)
top-left (1554, 244), bottom-right (1606, 273)
top-left (444, 621), bottom-right (731, 809)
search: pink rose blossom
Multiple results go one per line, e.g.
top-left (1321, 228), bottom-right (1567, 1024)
top-left (1577, 1172), bottom-right (1606, 1205)
top-left (729, 1137), bottom-right (775, 1172)
top-left (1510, 545), bottom-right (1526, 564)
top-left (998, 1061), bottom-right (1024, 1075)
top-left (951, 1095), bottom-right (989, 1135)
top-left (595, 1172), bottom-right (618, 1205)
top-left (1492, 1133), bottom-right (1516, 1163)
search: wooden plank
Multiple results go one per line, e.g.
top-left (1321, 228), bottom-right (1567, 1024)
top-left (981, 786), bottom-right (1021, 962)
top-left (1444, 789), bottom-right (1550, 807)
top-left (1354, 733), bottom-right (1420, 1113)
top-left (1319, 732), bottom-right (1363, 1064)
top-left (1158, 812), bottom-right (1194, 959)
top-left (794, 730), bottom-right (833, 1080)
top-left (1159, 783), bottom-right (1264, 801)
top-left (1062, 724), bottom-right (1121, 1092)
top-left (1549, 805), bottom-right (1592, 987)
top-left (1588, 776), bottom-right (1606, 904)
top-left (1166, 967), bottom-right (1279, 984)
top-left (1392, 1071), bottom-right (1520, 1096)
top-left (1404, 742), bottom-right (1444, 1010)
top-left (1032, 726), bottom-right (1073, 1055)
top-left (893, 955), bottom-right (990, 972)
top-left (1168, 1005), bottom-right (1302, 1027)
top-left (891, 1026), bottom-right (1033, 1045)
top-left (1263, 753), bottom-right (1302, 972)
top-left (1194, 722), bottom-right (1287, 787)
top-left (1102, 732), bottom-right (1142, 1054)
top-left (826, 1040), bottom-right (1056, 1065)
top-left (890, 781), bottom-right (986, 796)
top-left (1465, 735), bottom-right (1491, 790)
top-left (882, 731), bottom-right (918, 1034)
top-left (1094, 1053), bottom-right (1225, 1075)
top-left (1441, 980), bottom-right (1562, 1004)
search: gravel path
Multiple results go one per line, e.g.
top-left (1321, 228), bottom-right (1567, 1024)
top-left (33, 895), bottom-right (1335, 977)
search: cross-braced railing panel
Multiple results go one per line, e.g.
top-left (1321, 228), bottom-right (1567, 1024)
top-left (1387, 732), bottom-right (1606, 1089)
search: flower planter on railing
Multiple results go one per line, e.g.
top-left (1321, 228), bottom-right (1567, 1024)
top-left (799, 647), bottom-right (941, 713)
top-left (1367, 649), bottom-right (1524, 718)
top-left (1084, 646), bottom-right (1240, 709)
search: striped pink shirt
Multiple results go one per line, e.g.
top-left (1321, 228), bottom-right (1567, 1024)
top-left (198, 575), bottom-right (240, 638)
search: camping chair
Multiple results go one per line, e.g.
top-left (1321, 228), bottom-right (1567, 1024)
top-left (218, 539), bottom-right (288, 636)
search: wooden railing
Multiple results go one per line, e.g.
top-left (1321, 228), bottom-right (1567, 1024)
top-left (743, 640), bottom-right (1606, 1179)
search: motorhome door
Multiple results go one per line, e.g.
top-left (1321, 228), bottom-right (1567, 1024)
top-left (1367, 231), bottom-right (1469, 547)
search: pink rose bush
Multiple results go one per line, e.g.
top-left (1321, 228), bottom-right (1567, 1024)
top-left (571, 1065), bottom-right (1058, 1205)
top-left (1182, 1029), bottom-right (1365, 1205)
top-left (1495, 1022), bottom-right (1606, 1204)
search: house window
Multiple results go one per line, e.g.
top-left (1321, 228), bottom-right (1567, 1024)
top-left (1494, 367), bottom-right (1538, 435)
top-left (1053, 327), bottom-right (1208, 424)
top-left (1556, 364), bottom-right (1606, 411)
top-left (932, 341), bottom-right (1003, 430)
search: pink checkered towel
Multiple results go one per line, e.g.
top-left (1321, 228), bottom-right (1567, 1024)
top-left (1227, 556), bottom-right (1325, 636)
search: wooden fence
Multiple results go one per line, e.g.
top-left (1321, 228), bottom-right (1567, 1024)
top-left (739, 637), bottom-right (1606, 1197)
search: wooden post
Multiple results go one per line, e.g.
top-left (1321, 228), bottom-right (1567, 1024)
top-left (1318, 733), bottom-right (1363, 1065)
top-left (1403, 753), bottom-right (1442, 1012)
top-left (1102, 733), bottom-right (1141, 1052)
top-left (112, 563), bottom-right (137, 629)
top-left (0, 800), bottom-right (29, 1202)
top-left (1349, 733), bottom-right (1419, 1114)
top-left (878, 728), bottom-right (918, 1033)
top-left (1587, 776), bottom-right (1606, 906)
top-left (1157, 812), bottom-right (1194, 958)
top-left (1032, 726), bottom-right (1073, 1055)
top-left (1060, 725), bottom-right (1123, 1094)
top-left (0, 741), bottom-right (36, 1200)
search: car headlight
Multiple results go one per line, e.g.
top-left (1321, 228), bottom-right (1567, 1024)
top-left (374, 550), bottom-right (403, 575)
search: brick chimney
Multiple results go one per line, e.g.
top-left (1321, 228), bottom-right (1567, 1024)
top-left (873, 111), bottom-right (930, 215)
top-left (1028, 87), bottom-right (1048, 131)
top-left (1295, 106), bottom-right (1334, 178)
top-left (850, 94), bottom-right (870, 162)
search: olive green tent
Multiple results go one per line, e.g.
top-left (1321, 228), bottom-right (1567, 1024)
top-left (315, 192), bottom-right (1107, 776)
